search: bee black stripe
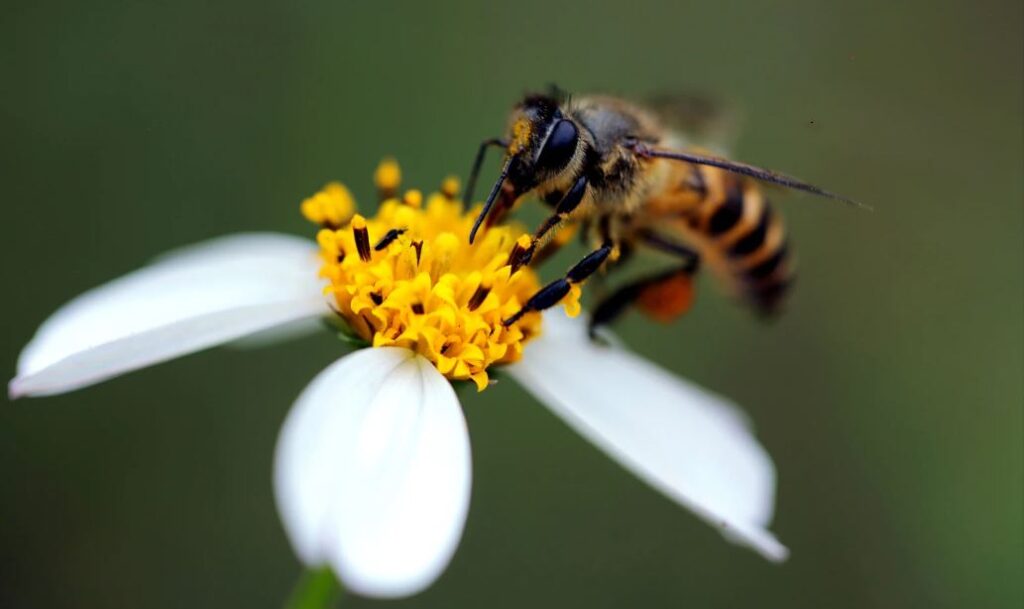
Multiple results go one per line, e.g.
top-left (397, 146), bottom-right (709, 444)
top-left (729, 204), bottom-right (772, 257)
top-left (747, 243), bottom-right (788, 280)
top-left (708, 184), bottom-right (743, 235)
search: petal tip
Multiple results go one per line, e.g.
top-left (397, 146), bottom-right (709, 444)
top-left (333, 564), bottom-right (439, 600)
top-left (514, 309), bottom-right (789, 564)
top-left (759, 536), bottom-right (790, 563)
top-left (274, 348), bottom-right (470, 601)
top-left (724, 525), bottom-right (789, 563)
top-left (8, 377), bottom-right (27, 400)
top-left (770, 545), bottom-right (790, 563)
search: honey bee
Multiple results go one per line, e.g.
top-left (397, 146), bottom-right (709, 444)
top-left (463, 90), bottom-right (860, 331)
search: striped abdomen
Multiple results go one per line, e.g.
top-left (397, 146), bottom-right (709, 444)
top-left (684, 165), bottom-right (794, 315)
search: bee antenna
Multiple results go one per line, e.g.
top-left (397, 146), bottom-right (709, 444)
top-left (469, 156), bottom-right (514, 244)
top-left (636, 145), bottom-right (869, 210)
top-left (463, 138), bottom-right (507, 208)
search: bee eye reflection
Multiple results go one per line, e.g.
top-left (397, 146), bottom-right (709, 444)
top-left (535, 119), bottom-right (578, 172)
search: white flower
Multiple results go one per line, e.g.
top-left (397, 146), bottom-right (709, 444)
top-left (10, 231), bottom-right (786, 597)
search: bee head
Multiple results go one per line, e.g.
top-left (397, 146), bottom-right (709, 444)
top-left (503, 94), bottom-right (584, 193)
top-left (467, 90), bottom-right (587, 243)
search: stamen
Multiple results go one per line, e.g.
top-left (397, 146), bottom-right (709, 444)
top-left (374, 158), bottom-right (401, 201)
top-left (402, 190), bottom-right (423, 208)
top-left (440, 176), bottom-right (460, 200)
top-left (467, 282), bottom-right (491, 311)
top-left (302, 161), bottom-right (583, 391)
top-left (301, 182), bottom-right (355, 228)
top-left (508, 234), bottom-right (535, 273)
top-left (352, 214), bottom-right (372, 262)
top-left (375, 227), bottom-right (407, 250)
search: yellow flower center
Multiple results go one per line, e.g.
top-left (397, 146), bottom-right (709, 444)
top-left (302, 160), bottom-right (582, 391)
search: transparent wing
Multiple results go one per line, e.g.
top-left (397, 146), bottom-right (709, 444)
top-left (645, 91), bottom-right (741, 156)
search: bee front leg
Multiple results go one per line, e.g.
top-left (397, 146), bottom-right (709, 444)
top-left (509, 174), bottom-right (589, 270)
top-left (503, 241), bottom-right (614, 327)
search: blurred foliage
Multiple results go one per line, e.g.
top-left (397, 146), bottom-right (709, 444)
top-left (1, 1), bottom-right (1021, 607)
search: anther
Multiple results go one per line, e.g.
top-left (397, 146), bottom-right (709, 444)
top-left (360, 313), bottom-right (376, 335)
top-left (508, 234), bottom-right (535, 273)
top-left (467, 282), bottom-right (492, 311)
top-left (370, 292), bottom-right (383, 306)
top-left (440, 176), bottom-right (460, 200)
top-left (402, 190), bottom-right (423, 208)
top-left (351, 215), bottom-right (372, 262)
top-left (412, 240), bottom-right (423, 265)
top-left (412, 302), bottom-right (425, 315)
top-left (375, 227), bottom-right (407, 250)
top-left (374, 158), bottom-right (401, 201)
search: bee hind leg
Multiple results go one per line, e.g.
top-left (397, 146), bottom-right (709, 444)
top-left (586, 266), bottom-right (694, 338)
top-left (587, 234), bottom-right (700, 338)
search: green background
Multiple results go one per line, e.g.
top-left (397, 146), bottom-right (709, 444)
top-left (2, 1), bottom-right (1021, 607)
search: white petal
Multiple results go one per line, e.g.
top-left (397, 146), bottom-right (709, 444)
top-left (274, 347), bottom-right (472, 598)
top-left (11, 233), bottom-right (328, 398)
top-left (509, 311), bottom-right (788, 561)
top-left (226, 317), bottom-right (325, 350)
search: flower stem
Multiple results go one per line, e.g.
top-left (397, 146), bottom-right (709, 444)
top-left (285, 567), bottom-right (343, 609)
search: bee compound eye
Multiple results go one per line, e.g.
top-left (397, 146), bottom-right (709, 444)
top-left (536, 119), bottom-right (578, 172)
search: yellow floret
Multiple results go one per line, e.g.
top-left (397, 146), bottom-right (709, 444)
top-left (302, 161), bottom-right (581, 391)
top-left (402, 189), bottom-right (423, 209)
top-left (374, 158), bottom-right (402, 196)
top-left (440, 176), bottom-right (460, 200)
top-left (300, 182), bottom-right (355, 228)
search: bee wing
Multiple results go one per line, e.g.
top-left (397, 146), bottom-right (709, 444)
top-left (645, 92), bottom-right (741, 156)
top-left (643, 94), bottom-right (863, 208)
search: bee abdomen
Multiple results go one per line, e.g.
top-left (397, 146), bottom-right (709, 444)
top-left (694, 175), bottom-right (794, 315)
top-left (744, 245), bottom-right (794, 317)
